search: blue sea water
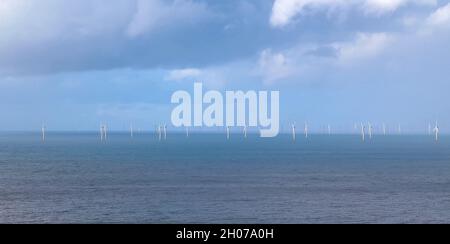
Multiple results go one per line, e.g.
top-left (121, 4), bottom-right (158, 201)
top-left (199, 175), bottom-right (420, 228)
top-left (1, 132), bottom-right (450, 223)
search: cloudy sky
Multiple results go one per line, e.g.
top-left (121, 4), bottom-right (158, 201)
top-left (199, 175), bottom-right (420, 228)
top-left (1, 0), bottom-right (450, 132)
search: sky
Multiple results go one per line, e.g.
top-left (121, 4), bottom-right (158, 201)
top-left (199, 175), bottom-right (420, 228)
top-left (1, 0), bottom-right (450, 133)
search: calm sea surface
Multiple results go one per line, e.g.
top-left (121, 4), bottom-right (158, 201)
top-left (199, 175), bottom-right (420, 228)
top-left (1, 132), bottom-right (450, 223)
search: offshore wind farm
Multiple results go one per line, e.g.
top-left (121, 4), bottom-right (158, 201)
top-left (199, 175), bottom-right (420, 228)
top-left (2, 0), bottom-right (450, 226)
top-left (33, 121), bottom-right (447, 142)
top-left (1, 96), bottom-right (449, 224)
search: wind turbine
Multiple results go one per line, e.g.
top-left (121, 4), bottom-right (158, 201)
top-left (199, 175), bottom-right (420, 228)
top-left (130, 123), bottom-right (134, 138)
top-left (433, 121), bottom-right (440, 142)
top-left (327, 124), bottom-right (331, 136)
top-left (382, 123), bottom-right (387, 136)
top-left (428, 123), bottom-right (432, 136)
top-left (104, 124), bottom-right (108, 141)
top-left (185, 126), bottom-right (189, 138)
top-left (163, 124), bottom-right (167, 140)
top-left (398, 124), bottom-right (402, 135)
top-left (100, 123), bottom-right (107, 142)
top-left (368, 122), bottom-right (373, 139)
top-left (243, 125), bottom-right (247, 139)
top-left (304, 122), bottom-right (308, 139)
top-left (157, 125), bottom-right (162, 141)
top-left (100, 124), bottom-right (104, 142)
top-left (41, 123), bottom-right (46, 142)
top-left (291, 123), bottom-right (296, 141)
top-left (361, 123), bottom-right (365, 142)
top-left (226, 126), bottom-right (230, 140)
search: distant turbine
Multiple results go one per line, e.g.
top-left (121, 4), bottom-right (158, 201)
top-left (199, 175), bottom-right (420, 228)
top-left (226, 126), bottom-right (230, 140)
top-left (304, 122), bottom-right (308, 139)
top-left (368, 123), bottom-right (373, 139)
top-left (361, 123), bottom-right (365, 142)
top-left (163, 124), bottom-right (167, 140)
top-left (398, 124), bottom-right (402, 135)
top-left (104, 124), bottom-right (108, 141)
top-left (185, 126), bottom-right (189, 138)
top-left (383, 123), bottom-right (387, 136)
top-left (243, 125), bottom-right (247, 139)
top-left (41, 123), bottom-right (46, 142)
top-left (291, 123), bottom-right (296, 141)
top-left (100, 123), bottom-right (107, 142)
top-left (130, 124), bottom-right (134, 138)
top-left (428, 123), bottom-right (432, 136)
top-left (100, 124), bottom-right (104, 142)
top-left (433, 121), bottom-right (440, 142)
top-left (327, 124), bottom-right (331, 136)
top-left (157, 125), bottom-right (162, 141)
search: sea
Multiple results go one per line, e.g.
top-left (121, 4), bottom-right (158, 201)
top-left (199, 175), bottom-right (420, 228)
top-left (0, 132), bottom-right (449, 223)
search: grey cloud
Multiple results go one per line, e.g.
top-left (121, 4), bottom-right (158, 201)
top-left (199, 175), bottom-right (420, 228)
top-left (0, 0), bottom-right (218, 76)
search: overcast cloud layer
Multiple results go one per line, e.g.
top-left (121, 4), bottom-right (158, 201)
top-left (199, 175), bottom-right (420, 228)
top-left (1, 0), bottom-right (450, 131)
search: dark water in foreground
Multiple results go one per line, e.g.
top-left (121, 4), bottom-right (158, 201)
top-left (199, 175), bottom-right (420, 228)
top-left (0, 132), bottom-right (450, 223)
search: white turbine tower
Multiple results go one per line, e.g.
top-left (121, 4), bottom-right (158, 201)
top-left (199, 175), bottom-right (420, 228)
top-left (433, 121), bottom-right (440, 142)
top-left (157, 125), bottom-right (162, 141)
top-left (291, 123), bottom-right (296, 141)
top-left (398, 124), bottom-right (402, 135)
top-left (327, 124), bottom-right (331, 136)
top-left (304, 122), bottom-right (308, 139)
top-left (368, 123), bottom-right (373, 139)
top-left (100, 123), bottom-right (107, 142)
top-left (104, 124), bottom-right (108, 141)
top-left (163, 124), bottom-right (167, 140)
top-left (41, 123), bottom-right (46, 142)
top-left (185, 126), bottom-right (189, 138)
top-left (428, 123), bottom-right (432, 136)
top-left (100, 124), bottom-right (104, 142)
top-left (243, 125), bottom-right (247, 139)
top-left (226, 126), bottom-right (230, 140)
top-left (383, 123), bottom-right (387, 136)
top-left (361, 123), bottom-right (365, 142)
top-left (130, 124), bottom-right (134, 138)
